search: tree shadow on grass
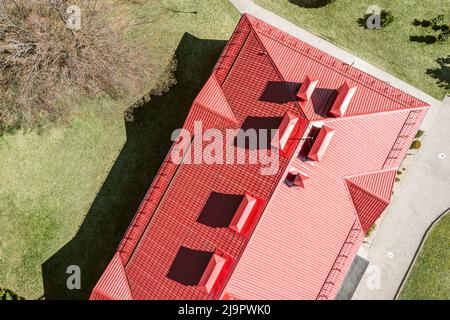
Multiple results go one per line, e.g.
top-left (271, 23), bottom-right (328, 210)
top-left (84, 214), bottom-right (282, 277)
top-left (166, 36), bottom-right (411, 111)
top-left (289, 0), bottom-right (334, 8)
top-left (41, 33), bottom-right (226, 300)
top-left (356, 15), bottom-right (370, 29)
top-left (426, 56), bottom-right (450, 91)
top-left (409, 35), bottom-right (438, 44)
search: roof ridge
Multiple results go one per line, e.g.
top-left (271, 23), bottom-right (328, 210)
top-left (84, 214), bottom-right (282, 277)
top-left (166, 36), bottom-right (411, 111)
top-left (247, 14), bottom-right (429, 110)
top-left (321, 105), bottom-right (428, 123)
top-left (243, 14), bottom-right (308, 120)
top-left (119, 254), bottom-right (134, 300)
top-left (343, 167), bottom-right (397, 180)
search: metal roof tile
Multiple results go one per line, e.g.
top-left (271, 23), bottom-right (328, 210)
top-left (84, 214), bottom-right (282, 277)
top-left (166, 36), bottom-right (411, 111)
top-left (91, 14), bottom-right (430, 301)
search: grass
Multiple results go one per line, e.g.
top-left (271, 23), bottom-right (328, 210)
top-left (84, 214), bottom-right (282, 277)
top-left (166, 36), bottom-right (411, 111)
top-left (255, 0), bottom-right (450, 100)
top-left (0, 0), bottom-right (240, 299)
top-left (399, 212), bottom-right (450, 300)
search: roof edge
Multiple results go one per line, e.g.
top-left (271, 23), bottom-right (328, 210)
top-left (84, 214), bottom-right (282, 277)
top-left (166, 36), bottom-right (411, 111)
top-left (244, 13), bottom-right (430, 110)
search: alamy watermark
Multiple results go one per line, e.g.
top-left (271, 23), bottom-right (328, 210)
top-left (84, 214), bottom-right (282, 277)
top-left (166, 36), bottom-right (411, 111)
top-left (366, 5), bottom-right (382, 30)
top-left (365, 264), bottom-right (381, 290)
top-left (66, 265), bottom-right (81, 290)
top-left (67, 5), bottom-right (81, 31)
top-left (170, 121), bottom-right (281, 176)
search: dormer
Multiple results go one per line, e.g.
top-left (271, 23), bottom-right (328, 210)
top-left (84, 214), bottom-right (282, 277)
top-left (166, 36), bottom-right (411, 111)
top-left (329, 82), bottom-right (357, 117)
top-left (198, 250), bottom-right (230, 294)
top-left (229, 193), bottom-right (257, 233)
top-left (308, 125), bottom-right (335, 162)
top-left (271, 112), bottom-right (299, 152)
top-left (297, 76), bottom-right (318, 102)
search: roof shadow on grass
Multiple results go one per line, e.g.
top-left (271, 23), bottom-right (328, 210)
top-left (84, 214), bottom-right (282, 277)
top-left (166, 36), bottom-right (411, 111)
top-left (409, 35), bottom-right (438, 44)
top-left (41, 33), bottom-right (227, 300)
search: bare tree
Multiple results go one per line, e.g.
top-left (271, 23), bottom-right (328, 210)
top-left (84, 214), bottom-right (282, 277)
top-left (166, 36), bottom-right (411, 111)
top-left (0, 0), bottom-right (151, 130)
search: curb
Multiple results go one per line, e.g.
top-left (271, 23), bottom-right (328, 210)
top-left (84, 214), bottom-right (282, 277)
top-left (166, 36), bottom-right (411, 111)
top-left (394, 209), bottom-right (450, 299)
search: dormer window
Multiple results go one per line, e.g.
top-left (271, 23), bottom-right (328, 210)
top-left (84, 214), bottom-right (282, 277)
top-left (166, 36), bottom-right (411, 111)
top-left (198, 252), bottom-right (228, 294)
top-left (297, 76), bottom-right (318, 102)
top-left (308, 125), bottom-right (335, 162)
top-left (271, 112), bottom-right (299, 152)
top-left (229, 194), bottom-right (257, 233)
top-left (329, 82), bottom-right (357, 117)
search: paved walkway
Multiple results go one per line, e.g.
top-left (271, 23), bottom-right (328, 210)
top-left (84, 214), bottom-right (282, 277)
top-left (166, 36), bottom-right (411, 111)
top-left (353, 95), bottom-right (450, 299)
top-left (229, 0), bottom-right (448, 299)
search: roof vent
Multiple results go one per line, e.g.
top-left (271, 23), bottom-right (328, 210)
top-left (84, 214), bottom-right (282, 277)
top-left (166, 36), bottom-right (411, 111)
top-left (329, 82), bottom-right (357, 117)
top-left (286, 170), bottom-right (310, 188)
top-left (297, 76), bottom-right (318, 102)
top-left (271, 112), bottom-right (299, 151)
top-left (308, 125), bottom-right (335, 162)
top-left (230, 193), bottom-right (257, 233)
top-left (198, 252), bottom-right (227, 294)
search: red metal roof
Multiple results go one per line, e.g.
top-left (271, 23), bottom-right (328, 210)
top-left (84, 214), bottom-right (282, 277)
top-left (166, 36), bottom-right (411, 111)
top-left (91, 14), bottom-right (429, 300)
top-left (90, 253), bottom-right (133, 300)
top-left (347, 170), bottom-right (397, 203)
top-left (195, 75), bottom-right (238, 123)
top-left (346, 181), bottom-right (389, 233)
top-left (329, 82), bottom-right (358, 117)
top-left (250, 14), bottom-right (428, 120)
top-left (344, 169), bottom-right (397, 233)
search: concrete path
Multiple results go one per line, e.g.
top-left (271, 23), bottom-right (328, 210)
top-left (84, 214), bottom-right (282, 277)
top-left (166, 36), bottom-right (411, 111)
top-left (353, 95), bottom-right (450, 300)
top-left (229, 0), bottom-right (449, 299)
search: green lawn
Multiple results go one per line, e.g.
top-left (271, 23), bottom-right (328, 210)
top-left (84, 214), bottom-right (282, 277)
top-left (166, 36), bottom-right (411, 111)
top-left (399, 213), bottom-right (450, 300)
top-left (255, 0), bottom-right (450, 100)
top-left (0, 0), bottom-right (239, 299)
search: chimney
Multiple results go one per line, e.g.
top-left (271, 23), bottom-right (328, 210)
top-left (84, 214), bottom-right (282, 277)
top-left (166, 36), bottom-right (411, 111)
top-left (293, 171), bottom-right (310, 188)
top-left (329, 82), bottom-right (357, 117)
top-left (308, 125), bottom-right (335, 162)
top-left (297, 76), bottom-right (318, 102)
top-left (287, 170), bottom-right (310, 188)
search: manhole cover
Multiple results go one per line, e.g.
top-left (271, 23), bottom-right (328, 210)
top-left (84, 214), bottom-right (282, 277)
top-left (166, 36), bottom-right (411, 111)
top-left (387, 252), bottom-right (394, 258)
top-left (439, 153), bottom-right (446, 159)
